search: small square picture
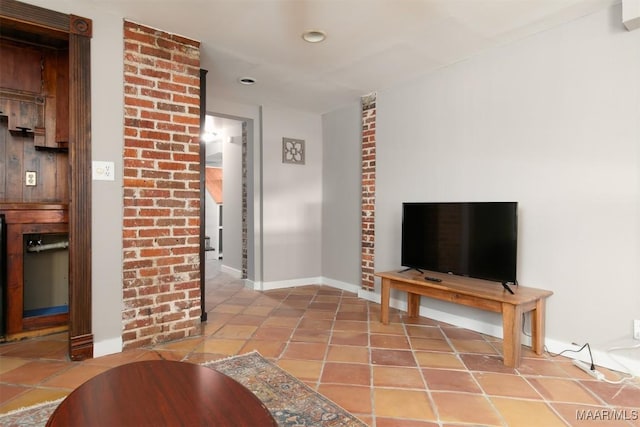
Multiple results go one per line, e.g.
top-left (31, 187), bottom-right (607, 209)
top-left (282, 137), bottom-right (305, 165)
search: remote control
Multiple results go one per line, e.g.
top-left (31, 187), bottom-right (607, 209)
top-left (424, 276), bottom-right (442, 283)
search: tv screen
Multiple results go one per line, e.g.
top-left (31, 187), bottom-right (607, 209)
top-left (401, 202), bottom-right (518, 284)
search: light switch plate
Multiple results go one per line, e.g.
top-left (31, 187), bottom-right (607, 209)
top-left (25, 171), bottom-right (37, 186)
top-left (92, 161), bottom-right (115, 181)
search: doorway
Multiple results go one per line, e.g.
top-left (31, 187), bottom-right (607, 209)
top-left (202, 114), bottom-right (246, 281)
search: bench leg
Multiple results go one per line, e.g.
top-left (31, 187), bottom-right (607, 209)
top-left (530, 299), bottom-right (546, 355)
top-left (380, 278), bottom-right (390, 325)
top-left (407, 292), bottom-right (420, 319)
top-left (502, 303), bottom-right (523, 368)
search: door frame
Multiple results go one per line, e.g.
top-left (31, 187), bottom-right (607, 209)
top-left (1, 0), bottom-right (93, 360)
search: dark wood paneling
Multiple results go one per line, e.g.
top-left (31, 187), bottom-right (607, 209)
top-left (67, 30), bottom-right (92, 360)
top-left (1, 0), bottom-right (93, 360)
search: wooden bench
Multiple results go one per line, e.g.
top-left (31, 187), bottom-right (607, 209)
top-left (375, 270), bottom-right (553, 368)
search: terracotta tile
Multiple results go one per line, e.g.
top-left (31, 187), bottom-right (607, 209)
top-left (213, 304), bottom-right (245, 314)
top-left (490, 397), bottom-right (569, 426)
top-left (414, 351), bottom-right (465, 369)
top-left (317, 384), bottom-right (372, 414)
top-left (0, 388), bottom-right (68, 414)
top-left (376, 418), bottom-right (439, 427)
top-left (261, 316), bottom-right (300, 328)
top-left (370, 334), bottom-right (411, 350)
top-left (405, 325), bottom-right (445, 340)
top-left (83, 349), bottom-right (160, 368)
top-left (212, 324), bottom-right (257, 339)
top-left (0, 357), bottom-right (29, 375)
top-left (579, 379), bottom-right (640, 407)
top-left (195, 338), bottom-right (246, 355)
top-left (368, 322), bottom-right (405, 335)
top-left (297, 317), bottom-right (333, 330)
top-left (326, 345), bottom-right (370, 364)
top-left (450, 338), bottom-right (498, 354)
top-left (331, 331), bottom-right (369, 346)
top-left (371, 349), bottom-right (417, 367)
top-left (302, 309), bottom-right (336, 319)
top-left (321, 362), bottom-right (371, 386)
top-left (252, 326), bottom-right (293, 341)
top-left (528, 377), bottom-right (602, 405)
top-left (281, 342), bottom-right (327, 360)
top-left (374, 388), bottom-right (435, 420)
top-left (291, 328), bottom-right (331, 343)
top-left (41, 364), bottom-right (110, 389)
top-left (226, 314), bottom-right (267, 326)
top-left (410, 337), bottom-right (453, 352)
top-left (430, 392), bottom-right (502, 425)
top-left (0, 360), bottom-right (72, 386)
top-left (335, 311), bottom-right (369, 321)
top-left (441, 327), bottom-right (485, 340)
top-left (0, 384), bottom-right (29, 406)
top-left (422, 368), bottom-right (482, 393)
top-left (240, 305), bottom-right (274, 316)
top-left (474, 372), bottom-right (542, 399)
top-left (459, 353), bottom-right (516, 374)
top-left (276, 359), bottom-right (323, 381)
top-left (333, 320), bottom-right (368, 332)
top-left (373, 366), bottom-right (425, 388)
top-left (239, 339), bottom-right (285, 358)
top-left (517, 357), bottom-right (573, 377)
top-left (1, 339), bottom-right (67, 359)
top-left (150, 337), bottom-right (202, 353)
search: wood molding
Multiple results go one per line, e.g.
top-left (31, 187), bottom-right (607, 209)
top-left (1, 1), bottom-right (94, 360)
top-left (68, 32), bottom-right (93, 360)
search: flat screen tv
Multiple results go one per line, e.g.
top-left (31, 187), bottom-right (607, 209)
top-left (401, 202), bottom-right (518, 287)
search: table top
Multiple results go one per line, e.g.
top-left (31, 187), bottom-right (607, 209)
top-left (46, 360), bottom-right (276, 427)
top-left (376, 270), bottom-right (553, 303)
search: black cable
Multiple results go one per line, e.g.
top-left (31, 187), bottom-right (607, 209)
top-left (546, 342), bottom-right (596, 371)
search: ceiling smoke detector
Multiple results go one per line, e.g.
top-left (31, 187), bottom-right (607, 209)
top-left (238, 77), bottom-right (256, 85)
top-left (302, 29), bottom-right (326, 43)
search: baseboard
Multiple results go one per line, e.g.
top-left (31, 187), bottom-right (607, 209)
top-left (220, 264), bottom-right (242, 279)
top-left (93, 336), bottom-right (122, 358)
top-left (320, 277), bottom-right (362, 294)
top-left (255, 276), bottom-right (324, 291)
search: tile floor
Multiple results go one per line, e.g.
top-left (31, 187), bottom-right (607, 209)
top-left (1, 272), bottom-right (639, 426)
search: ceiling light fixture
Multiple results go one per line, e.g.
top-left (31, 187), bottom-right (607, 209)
top-left (238, 77), bottom-right (256, 85)
top-left (302, 29), bottom-right (326, 43)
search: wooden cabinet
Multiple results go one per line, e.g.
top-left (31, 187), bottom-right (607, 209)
top-left (1, 203), bottom-right (69, 337)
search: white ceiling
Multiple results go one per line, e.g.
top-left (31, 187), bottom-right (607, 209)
top-left (89, 0), bottom-right (619, 114)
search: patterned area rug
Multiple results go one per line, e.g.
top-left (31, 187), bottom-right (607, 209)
top-left (0, 351), bottom-right (366, 427)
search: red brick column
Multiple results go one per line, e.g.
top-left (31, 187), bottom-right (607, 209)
top-left (122, 21), bottom-right (202, 349)
top-left (361, 93), bottom-right (376, 290)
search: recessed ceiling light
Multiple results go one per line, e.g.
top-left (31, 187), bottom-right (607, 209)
top-left (238, 77), bottom-right (256, 85)
top-left (302, 29), bottom-right (326, 43)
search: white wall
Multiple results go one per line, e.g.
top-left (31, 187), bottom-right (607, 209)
top-left (373, 4), bottom-right (640, 372)
top-left (222, 133), bottom-right (243, 275)
top-left (261, 105), bottom-right (324, 285)
top-left (321, 104), bottom-right (362, 287)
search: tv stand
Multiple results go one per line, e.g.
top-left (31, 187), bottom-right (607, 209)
top-left (375, 270), bottom-right (553, 368)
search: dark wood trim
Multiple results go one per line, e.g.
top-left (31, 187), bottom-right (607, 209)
top-left (68, 30), bottom-right (93, 360)
top-left (1, 0), bottom-right (93, 360)
top-left (199, 69), bottom-right (208, 322)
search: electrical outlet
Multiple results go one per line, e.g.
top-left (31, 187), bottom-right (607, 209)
top-left (634, 319), bottom-right (640, 340)
top-left (25, 171), bottom-right (37, 186)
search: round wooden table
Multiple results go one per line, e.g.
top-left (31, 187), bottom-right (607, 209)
top-left (46, 360), bottom-right (277, 426)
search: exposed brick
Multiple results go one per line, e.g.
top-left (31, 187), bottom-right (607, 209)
top-left (123, 20), bottom-right (201, 350)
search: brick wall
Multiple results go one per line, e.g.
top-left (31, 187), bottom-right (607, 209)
top-left (122, 21), bottom-right (202, 349)
top-left (361, 93), bottom-right (376, 290)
